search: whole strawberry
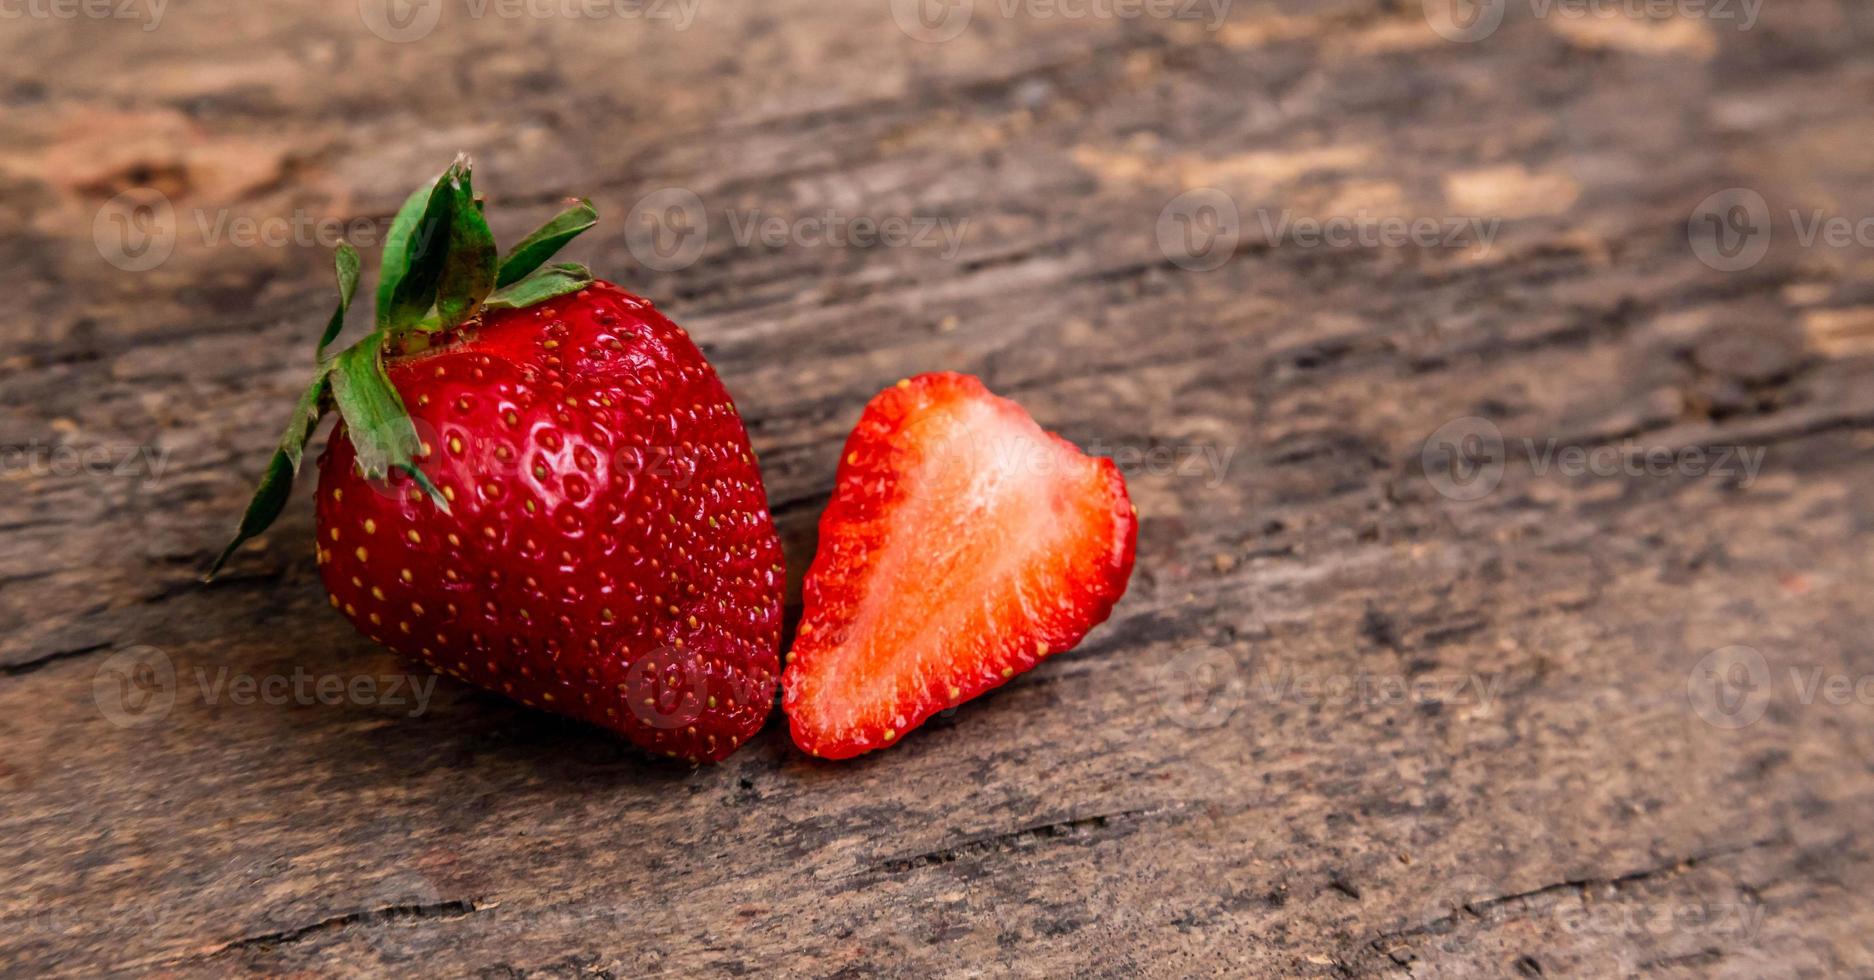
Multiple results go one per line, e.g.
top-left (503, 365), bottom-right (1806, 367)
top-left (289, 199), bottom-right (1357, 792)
top-left (211, 158), bottom-right (783, 762)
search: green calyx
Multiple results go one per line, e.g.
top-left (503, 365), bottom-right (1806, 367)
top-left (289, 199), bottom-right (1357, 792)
top-left (207, 155), bottom-right (599, 578)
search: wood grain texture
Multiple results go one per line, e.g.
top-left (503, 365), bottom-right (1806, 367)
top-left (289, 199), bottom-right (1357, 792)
top-left (4, 0), bottom-right (1874, 975)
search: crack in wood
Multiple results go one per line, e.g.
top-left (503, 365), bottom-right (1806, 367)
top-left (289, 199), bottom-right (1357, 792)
top-left (1365, 835), bottom-right (1786, 968)
top-left (859, 805), bottom-right (1172, 877)
top-left (0, 518), bottom-right (77, 535)
top-left (0, 642), bottom-right (109, 678)
top-left (0, 569), bottom-right (60, 591)
top-left (1635, 946), bottom-right (1726, 973)
top-left (197, 899), bottom-right (482, 960)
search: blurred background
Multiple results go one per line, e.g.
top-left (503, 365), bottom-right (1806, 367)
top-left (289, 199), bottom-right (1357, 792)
top-left (5, 0), bottom-right (1874, 976)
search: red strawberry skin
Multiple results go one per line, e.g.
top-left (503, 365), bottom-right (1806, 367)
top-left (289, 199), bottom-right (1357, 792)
top-left (781, 372), bottom-right (1137, 759)
top-left (314, 281), bottom-right (783, 763)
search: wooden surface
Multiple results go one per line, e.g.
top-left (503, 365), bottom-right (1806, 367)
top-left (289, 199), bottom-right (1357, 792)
top-left (6, 1), bottom-right (1874, 976)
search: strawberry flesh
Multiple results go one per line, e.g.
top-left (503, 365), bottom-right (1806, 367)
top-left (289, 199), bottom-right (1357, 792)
top-left (782, 372), bottom-right (1137, 759)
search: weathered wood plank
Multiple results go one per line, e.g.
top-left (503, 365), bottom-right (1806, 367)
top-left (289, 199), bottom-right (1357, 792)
top-left (4, 1), bottom-right (1874, 976)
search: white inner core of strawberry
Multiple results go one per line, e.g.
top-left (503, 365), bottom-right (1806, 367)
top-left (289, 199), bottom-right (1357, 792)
top-left (821, 396), bottom-right (1102, 731)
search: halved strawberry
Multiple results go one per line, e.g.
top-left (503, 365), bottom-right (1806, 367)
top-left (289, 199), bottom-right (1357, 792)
top-left (781, 372), bottom-right (1137, 759)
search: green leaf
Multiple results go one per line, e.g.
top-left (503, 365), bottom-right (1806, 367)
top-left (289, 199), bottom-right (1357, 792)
top-left (377, 158), bottom-right (463, 332)
top-left (483, 262), bottom-right (594, 311)
top-left (434, 171), bottom-right (498, 331)
top-left (375, 181), bottom-right (438, 321)
top-left (316, 243), bottom-right (362, 360)
top-left (497, 199), bottom-right (597, 287)
top-left (330, 338), bottom-right (417, 480)
top-left (206, 373), bottom-right (332, 579)
top-left (328, 336), bottom-right (451, 514)
top-left (207, 450), bottom-right (297, 579)
top-left (279, 371), bottom-right (332, 472)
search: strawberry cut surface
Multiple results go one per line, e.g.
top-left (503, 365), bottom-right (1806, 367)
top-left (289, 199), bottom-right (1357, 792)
top-left (782, 372), bottom-right (1136, 759)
